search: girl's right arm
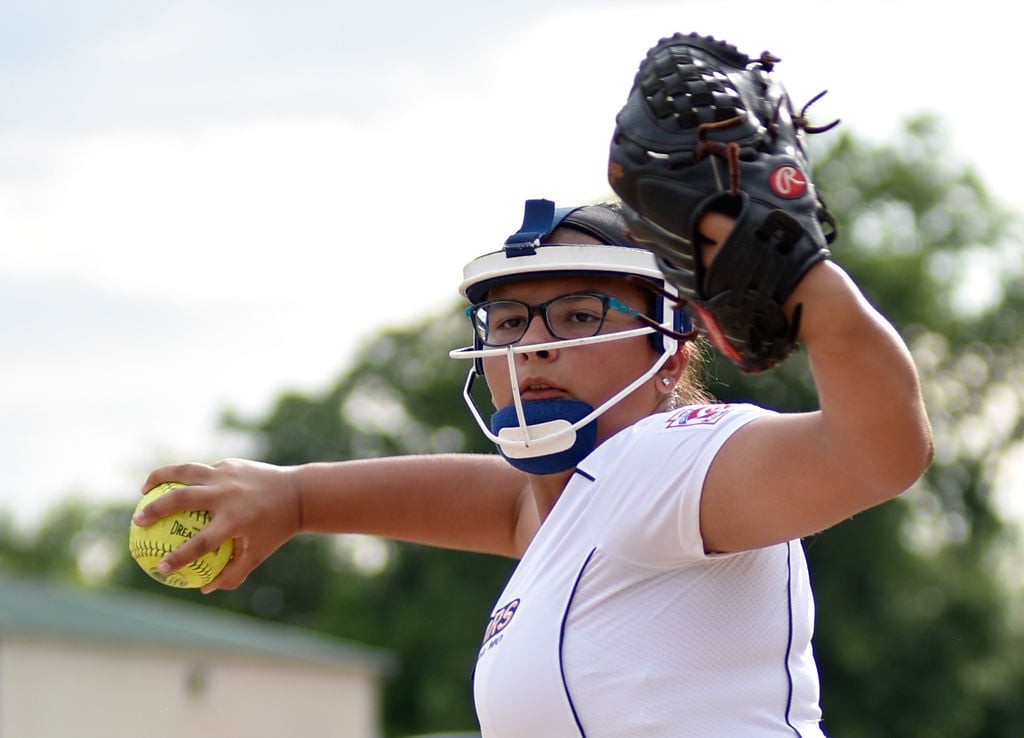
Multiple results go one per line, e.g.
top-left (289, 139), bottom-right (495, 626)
top-left (134, 454), bottom-right (531, 593)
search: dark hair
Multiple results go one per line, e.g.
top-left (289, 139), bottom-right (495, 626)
top-left (544, 201), bottom-right (632, 247)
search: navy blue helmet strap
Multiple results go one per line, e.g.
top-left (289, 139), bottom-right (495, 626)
top-left (504, 199), bottom-right (580, 256)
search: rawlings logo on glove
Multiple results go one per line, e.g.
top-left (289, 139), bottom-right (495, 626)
top-left (770, 166), bottom-right (808, 199)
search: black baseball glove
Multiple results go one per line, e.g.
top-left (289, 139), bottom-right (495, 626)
top-left (608, 32), bottom-right (838, 372)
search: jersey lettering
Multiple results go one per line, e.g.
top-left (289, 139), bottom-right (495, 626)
top-left (482, 598), bottom-right (520, 645)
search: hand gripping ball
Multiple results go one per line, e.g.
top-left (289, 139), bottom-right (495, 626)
top-left (128, 482), bottom-right (233, 588)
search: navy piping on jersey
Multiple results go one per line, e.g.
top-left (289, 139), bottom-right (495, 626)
top-left (784, 540), bottom-right (802, 737)
top-left (573, 468), bottom-right (596, 482)
top-left (559, 546), bottom-right (598, 738)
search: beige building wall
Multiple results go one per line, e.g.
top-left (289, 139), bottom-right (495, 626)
top-left (1, 635), bottom-right (381, 738)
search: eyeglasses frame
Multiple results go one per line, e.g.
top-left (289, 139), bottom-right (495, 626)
top-left (466, 291), bottom-right (646, 348)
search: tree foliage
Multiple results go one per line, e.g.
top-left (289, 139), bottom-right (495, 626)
top-left (3, 117), bottom-right (1023, 737)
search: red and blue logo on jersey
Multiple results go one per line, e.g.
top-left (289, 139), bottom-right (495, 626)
top-left (664, 404), bottom-right (734, 429)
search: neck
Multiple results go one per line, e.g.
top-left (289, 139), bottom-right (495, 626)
top-left (527, 469), bottom-right (574, 522)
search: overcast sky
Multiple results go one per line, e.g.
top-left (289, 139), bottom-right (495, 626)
top-left (1, 0), bottom-right (1020, 529)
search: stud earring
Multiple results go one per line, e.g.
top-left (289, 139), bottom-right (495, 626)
top-left (661, 377), bottom-right (673, 387)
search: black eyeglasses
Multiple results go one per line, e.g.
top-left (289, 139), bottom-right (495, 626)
top-left (466, 292), bottom-right (644, 348)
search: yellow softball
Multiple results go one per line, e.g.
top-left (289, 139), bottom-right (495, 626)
top-left (128, 482), bottom-right (233, 589)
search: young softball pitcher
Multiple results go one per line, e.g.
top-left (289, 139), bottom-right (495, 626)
top-left (135, 33), bottom-right (933, 737)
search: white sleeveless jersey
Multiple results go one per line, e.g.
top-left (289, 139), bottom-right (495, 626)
top-left (473, 404), bottom-right (826, 738)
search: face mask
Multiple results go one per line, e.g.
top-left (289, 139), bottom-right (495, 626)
top-left (451, 330), bottom-right (676, 474)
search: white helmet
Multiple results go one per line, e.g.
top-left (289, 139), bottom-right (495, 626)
top-left (449, 198), bottom-right (692, 474)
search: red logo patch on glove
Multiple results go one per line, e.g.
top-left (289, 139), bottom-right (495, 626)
top-left (770, 166), bottom-right (807, 199)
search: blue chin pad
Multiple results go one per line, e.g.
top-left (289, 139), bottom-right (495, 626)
top-left (490, 399), bottom-right (598, 475)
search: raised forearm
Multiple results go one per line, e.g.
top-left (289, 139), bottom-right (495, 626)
top-left (792, 261), bottom-right (934, 496)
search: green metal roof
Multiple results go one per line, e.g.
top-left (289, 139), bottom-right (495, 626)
top-left (0, 576), bottom-right (394, 675)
